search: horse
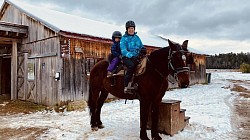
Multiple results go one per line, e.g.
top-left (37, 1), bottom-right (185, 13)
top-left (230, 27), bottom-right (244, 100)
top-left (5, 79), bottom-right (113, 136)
top-left (88, 39), bottom-right (191, 140)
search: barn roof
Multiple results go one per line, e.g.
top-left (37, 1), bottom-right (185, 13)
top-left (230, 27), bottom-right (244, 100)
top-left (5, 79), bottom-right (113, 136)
top-left (0, 0), bottom-right (168, 48)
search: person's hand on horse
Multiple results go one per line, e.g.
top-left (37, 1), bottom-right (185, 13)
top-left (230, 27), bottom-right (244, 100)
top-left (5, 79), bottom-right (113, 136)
top-left (140, 47), bottom-right (147, 56)
top-left (131, 56), bottom-right (140, 65)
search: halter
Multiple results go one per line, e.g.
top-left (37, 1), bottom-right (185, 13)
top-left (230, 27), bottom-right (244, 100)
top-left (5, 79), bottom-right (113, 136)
top-left (168, 48), bottom-right (190, 83)
top-left (147, 46), bottom-right (190, 84)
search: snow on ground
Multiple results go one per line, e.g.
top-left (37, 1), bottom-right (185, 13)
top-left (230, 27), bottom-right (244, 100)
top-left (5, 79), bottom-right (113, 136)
top-left (0, 70), bottom-right (249, 140)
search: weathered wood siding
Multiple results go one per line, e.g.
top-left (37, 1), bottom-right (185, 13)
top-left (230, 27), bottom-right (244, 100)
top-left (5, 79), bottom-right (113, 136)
top-left (59, 37), bottom-right (111, 103)
top-left (0, 4), bottom-right (61, 105)
top-left (0, 4), bottom-right (57, 43)
top-left (189, 54), bottom-right (206, 84)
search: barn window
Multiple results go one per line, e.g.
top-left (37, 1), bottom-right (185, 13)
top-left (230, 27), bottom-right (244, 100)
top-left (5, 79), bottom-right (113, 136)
top-left (84, 57), bottom-right (104, 76)
top-left (27, 59), bottom-right (35, 81)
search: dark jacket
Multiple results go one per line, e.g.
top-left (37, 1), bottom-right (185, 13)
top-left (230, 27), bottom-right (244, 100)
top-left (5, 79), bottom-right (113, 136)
top-left (111, 39), bottom-right (122, 57)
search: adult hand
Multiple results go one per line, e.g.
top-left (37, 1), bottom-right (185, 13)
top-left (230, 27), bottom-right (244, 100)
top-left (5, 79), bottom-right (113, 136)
top-left (140, 47), bottom-right (147, 55)
top-left (131, 56), bottom-right (139, 64)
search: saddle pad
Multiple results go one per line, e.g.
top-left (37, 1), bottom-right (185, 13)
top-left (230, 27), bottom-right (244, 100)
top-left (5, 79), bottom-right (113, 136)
top-left (135, 57), bottom-right (147, 76)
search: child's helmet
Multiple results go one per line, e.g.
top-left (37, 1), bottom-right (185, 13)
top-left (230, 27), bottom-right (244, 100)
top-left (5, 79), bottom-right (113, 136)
top-left (112, 31), bottom-right (122, 39)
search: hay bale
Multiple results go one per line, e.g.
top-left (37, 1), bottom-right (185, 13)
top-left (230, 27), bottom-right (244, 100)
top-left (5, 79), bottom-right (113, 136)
top-left (66, 100), bottom-right (88, 111)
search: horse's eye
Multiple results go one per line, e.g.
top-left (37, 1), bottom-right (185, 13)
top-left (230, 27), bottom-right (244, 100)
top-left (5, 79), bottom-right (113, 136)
top-left (182, 55), bottom-right (186, 61)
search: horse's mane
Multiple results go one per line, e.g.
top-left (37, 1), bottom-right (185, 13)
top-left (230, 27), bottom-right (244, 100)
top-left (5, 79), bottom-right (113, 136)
top-left (148, 47), bottom-right (169, 62)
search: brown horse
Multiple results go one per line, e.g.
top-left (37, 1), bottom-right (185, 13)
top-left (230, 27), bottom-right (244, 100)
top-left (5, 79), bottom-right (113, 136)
top-left (88, 39), bottom-right (191, 140)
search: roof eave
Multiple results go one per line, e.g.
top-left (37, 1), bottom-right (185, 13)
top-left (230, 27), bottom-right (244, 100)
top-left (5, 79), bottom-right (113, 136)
top-left (2, 0), bottom-right (60, 33)
top-left (59, 30), bottom-right (113, 44)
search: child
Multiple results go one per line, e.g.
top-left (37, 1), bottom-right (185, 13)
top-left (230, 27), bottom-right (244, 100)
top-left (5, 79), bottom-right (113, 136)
top-left (107, 31), bottom-right (122, 74)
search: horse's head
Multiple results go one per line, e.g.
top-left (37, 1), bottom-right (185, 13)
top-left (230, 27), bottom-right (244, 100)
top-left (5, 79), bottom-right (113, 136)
top-left (168, 39), bottom-right (190, 88)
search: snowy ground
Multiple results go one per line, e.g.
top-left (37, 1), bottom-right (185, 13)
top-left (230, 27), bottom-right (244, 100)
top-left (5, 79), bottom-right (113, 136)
top-left (0, 70), bottom-right (249, 140)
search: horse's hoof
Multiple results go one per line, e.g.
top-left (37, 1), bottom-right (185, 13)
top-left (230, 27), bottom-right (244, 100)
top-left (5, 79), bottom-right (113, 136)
top-left (91, 126), bottom-right (98, 131)
top-left (152, 135), bottom-right (162, 140)
top-left (140, 136), bottom-right (150, 140)
top-left (140, 137), bottom-right (150, 140)
top-left (98, 124), bottom-right (105, 129)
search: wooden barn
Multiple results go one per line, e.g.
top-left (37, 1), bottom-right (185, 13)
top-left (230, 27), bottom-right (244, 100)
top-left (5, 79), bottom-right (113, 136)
top-left (0, 0), bottom-right (207, 106)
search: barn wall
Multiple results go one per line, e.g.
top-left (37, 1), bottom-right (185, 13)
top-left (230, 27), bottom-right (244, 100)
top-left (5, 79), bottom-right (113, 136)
top-left (189, 54), bottom-right (206, 85)
top-left (0, 4), bottom-right (57, 42)
top-left (59, 37), bottom-right (111, 103)
top-left (0, 4), bottom-right (61, 106)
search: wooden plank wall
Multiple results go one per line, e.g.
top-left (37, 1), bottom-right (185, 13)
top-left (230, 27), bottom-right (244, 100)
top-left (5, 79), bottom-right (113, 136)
top-left (189, 55), bottom-right (207, 84)
top-left (59, 38), bottom-right (111, 103)
top-left (22, 37), bottom-right (60, 106)
top-left (1, 4), bottom-right (61, 105)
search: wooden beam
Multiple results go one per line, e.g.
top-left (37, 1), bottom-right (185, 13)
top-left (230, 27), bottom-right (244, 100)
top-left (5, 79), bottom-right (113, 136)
top-left (11, 41), bottom-right (17, 100)
top-left (0, 37), bottom-right (21, 43)
top-left (0, 58), bottom-right (2, 94)
top-left (28, 53), bottom-right (57, 59)
top-left (0, 22), bottom-right (28, 34)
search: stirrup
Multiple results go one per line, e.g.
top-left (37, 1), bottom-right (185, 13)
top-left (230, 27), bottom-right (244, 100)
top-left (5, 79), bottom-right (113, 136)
top-left (124, 87), bottom-right (134, 94)
top-left (124, 82), bottom-right (137, 94)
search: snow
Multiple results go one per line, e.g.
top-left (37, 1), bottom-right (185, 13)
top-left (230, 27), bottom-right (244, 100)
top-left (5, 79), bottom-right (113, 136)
top-left (0, 70), bottom-right (249, 139)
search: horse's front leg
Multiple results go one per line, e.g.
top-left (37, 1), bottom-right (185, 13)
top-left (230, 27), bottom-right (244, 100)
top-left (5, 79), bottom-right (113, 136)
top-left (151, 101), bottom-right (162, 140)
top-left (140, 100), bottom-right (151, 140)
top-left (96, 88), bottom-right (109, 128)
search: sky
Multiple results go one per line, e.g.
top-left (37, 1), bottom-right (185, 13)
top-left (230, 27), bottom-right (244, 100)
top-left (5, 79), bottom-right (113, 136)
top-left (1, 70), bottom-right (249, 139)
top-left (0, 0), bottom-right (249, 55)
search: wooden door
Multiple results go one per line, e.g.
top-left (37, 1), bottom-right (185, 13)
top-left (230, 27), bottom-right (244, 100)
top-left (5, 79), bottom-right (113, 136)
top-left (36, 56), bottom-right (58, 105)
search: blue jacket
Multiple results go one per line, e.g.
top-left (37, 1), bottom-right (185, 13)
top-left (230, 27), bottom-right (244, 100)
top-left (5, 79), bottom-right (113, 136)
top-left (120, 32), bottom-right (144, 58)
top-left (111, 39), bottom-right (121, 57)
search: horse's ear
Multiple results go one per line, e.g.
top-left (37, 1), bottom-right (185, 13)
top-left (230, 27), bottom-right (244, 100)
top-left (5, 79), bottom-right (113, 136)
top-left (168, 39), bottom-right (174, 48)
top-left (182, 40), bottom-right (188, 50)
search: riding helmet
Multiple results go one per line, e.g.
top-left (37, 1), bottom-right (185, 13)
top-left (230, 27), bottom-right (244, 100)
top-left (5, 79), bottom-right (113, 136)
top-left (112, 31), bottom-right (122, 39)
top-left (125, 20), bottom-right (136, 30)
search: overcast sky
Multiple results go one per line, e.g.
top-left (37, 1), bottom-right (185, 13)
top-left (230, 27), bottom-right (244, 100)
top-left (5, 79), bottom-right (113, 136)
top-left (1, 0), bottom-right (249, 55)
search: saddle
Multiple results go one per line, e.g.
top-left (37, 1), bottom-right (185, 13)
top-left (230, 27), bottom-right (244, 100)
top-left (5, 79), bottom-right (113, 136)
top-left (107, 57), bottom-right (147, 77)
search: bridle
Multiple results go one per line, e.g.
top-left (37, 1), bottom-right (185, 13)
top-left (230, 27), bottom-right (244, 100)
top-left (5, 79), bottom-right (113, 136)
top-left (147, 46), bottom-right (190, 84)
top-left (168, 48), bottom-right (190, 83)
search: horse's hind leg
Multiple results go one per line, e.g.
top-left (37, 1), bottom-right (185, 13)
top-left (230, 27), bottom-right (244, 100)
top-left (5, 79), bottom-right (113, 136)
top-left (89, 87), bottom-right (101, 131)
top-left (96, 88), bottom-right (109, 128)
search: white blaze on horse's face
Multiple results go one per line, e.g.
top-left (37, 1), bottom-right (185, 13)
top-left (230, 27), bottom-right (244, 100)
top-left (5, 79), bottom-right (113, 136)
top-left (182, 55), bottom-right (186, 61)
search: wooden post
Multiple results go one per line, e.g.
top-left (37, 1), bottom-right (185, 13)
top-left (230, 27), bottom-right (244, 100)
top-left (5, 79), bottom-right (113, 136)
top-left (0, 58), bottom-right (2, 94)
top-left (23, 53), bottom-right (28, 100)
top-left (11, 41), bottom-right (18, 100)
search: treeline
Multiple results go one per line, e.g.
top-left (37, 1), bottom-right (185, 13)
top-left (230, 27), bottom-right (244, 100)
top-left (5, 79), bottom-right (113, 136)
top-left (206, 52), bottom-right (250, 69)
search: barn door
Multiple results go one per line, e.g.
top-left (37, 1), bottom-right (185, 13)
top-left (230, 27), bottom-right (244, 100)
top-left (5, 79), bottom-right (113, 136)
top-left (36, 56), bottom-right (58, 105)
top-left (17, 53), bottom-right (30, 100)
top-left (17, 53), bottom-right (26, 100)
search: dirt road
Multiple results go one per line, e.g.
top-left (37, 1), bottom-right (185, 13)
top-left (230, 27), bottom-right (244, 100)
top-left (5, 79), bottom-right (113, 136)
top-left (230, 80), bottom-right (250, 140)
